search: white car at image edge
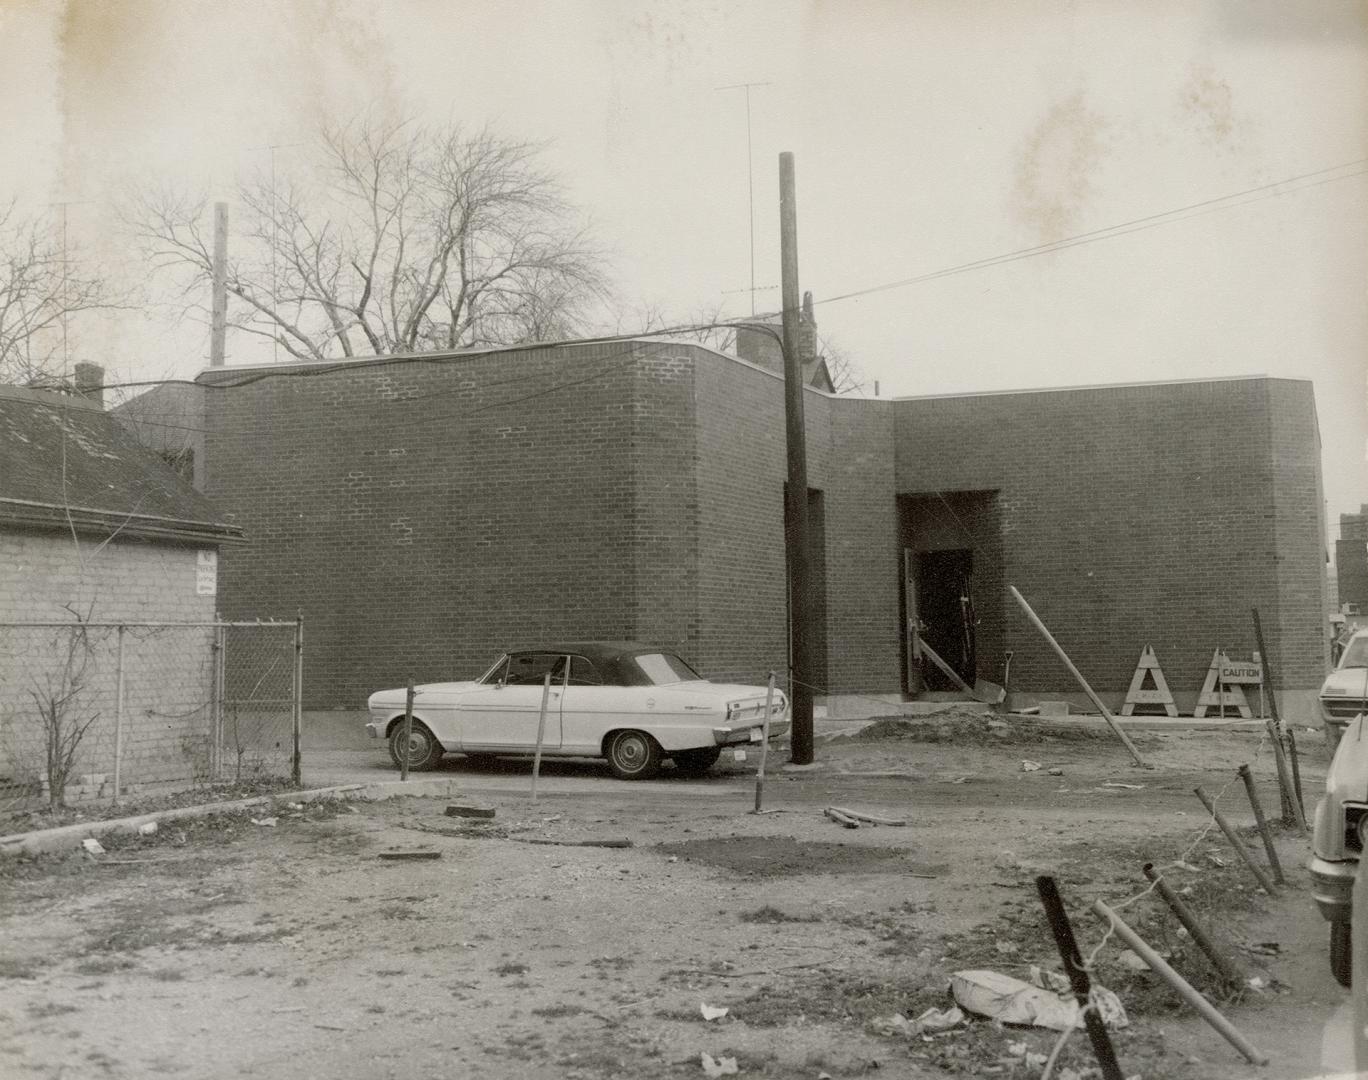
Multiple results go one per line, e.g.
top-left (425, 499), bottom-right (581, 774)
top-left (366, 641), bottom-right (790, 780)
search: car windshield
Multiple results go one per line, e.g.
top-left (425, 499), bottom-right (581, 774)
top-left (1341, 638), bottom-right (1368, 669)
top-left (631, 652), bottom-right (701, 685)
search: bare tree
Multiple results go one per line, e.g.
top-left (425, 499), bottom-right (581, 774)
top-left (616, 299), bottom-right (738, 354)
top-left (0, 203), bottom-right (116, 385)
top-left (131, 115), bottom-right (611, 360)
top-left (818, 332), bottom-right (868, 395)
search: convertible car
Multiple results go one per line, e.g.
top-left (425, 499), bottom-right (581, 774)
top-left (366, 641), bottom-right (790, 780)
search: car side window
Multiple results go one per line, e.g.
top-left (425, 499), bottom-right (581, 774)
top-left (481, 657), bottom-right (509, 685)
top-left (505, 652), bottom-right (564, 685)
top-left (568, 656), bottom-right (604, 686)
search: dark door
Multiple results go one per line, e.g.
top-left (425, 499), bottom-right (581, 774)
top-left (914, 549), bottom-right (976, 690)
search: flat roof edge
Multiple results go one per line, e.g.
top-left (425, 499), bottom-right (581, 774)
top-left (890, 373), bottom-right (1309, 402)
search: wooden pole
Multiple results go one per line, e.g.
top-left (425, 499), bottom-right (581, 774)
top-left (400, 682), bottom-right (414, 782)
top-left (113, 625), bottom-right (125, 806)
top-left (1236, 764), bottom-right (1284, 885)
top-left (1193, 787), bottom-right (1278, 895)
top-left (1035, 876), bottom-right (1125, 1080)
top-left (530, 669), bottom-right (553, 800)
top-left (753, 672), bottom-right (776, 813)
top-left (779, 151), bottom-right (814, 767)
top-left (1142, 862), bottom-right (1247, 985)
top-left (1354, 845), bottom-right (1368, 1070)
top-left (1266, 720), bottom-right (1308, 835)
top-left (1009, 586), bottom-right (1149, 768)
top-left (210, 202), bottom-right (228, 367)
top-left (1091, 899), bottom-right (1267, 1065)
top-left (292, 615), bottom-right (303, 787)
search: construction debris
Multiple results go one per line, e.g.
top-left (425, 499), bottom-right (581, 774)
top-left (823, 807), bottom-right (860, 829)
top-left (828, 806), bottom-right (907, 826)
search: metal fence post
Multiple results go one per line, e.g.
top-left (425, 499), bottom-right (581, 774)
top-left (113, 625), bottom-right (126, 806)
top-left (292, 616), bottom-right (303, 787)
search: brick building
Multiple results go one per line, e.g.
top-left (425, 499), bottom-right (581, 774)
top-left (1336, 506), bottom-right (1368, 616)
top-left (171, 339), bottom-right (1328, 725)
top-left (0, 375), bottom-right (243, 796)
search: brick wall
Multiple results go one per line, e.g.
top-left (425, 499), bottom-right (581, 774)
top-left (0, 529), bottom-right (218, 794)
top-left (894, 377), bottom-right (1327, 708)
top-left (1338, 509), bottom-right (1368, 613)
top-left (203, 343), bottom-right (641, 708)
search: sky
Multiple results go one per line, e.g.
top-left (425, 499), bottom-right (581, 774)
top-left (0, 0), bottom-right (1365, 527)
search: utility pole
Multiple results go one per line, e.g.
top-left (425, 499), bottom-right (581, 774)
top-left (210, 202), bottom-right (228, 367)
top-left (779, 151), bottom-right (814, 765)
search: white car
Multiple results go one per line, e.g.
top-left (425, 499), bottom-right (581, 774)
top-left (366, 641), bottom-right (790, 780)
top-left (1319, 627), bottom-right (1368, 755)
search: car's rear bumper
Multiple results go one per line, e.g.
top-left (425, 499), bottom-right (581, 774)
top-left (1308, 855), bottom-right (1358, 922)
top-left (712, 720), bottom-right (791, 746)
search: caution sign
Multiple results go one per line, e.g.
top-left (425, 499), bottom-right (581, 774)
top-left (1121, 645), bottom-right (1177, 717)
top-left (1193, 648), bottom-right (1254, 718)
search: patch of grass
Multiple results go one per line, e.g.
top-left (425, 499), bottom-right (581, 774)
top-left (731, 970), bottom-right (946, 1028)
top-left (530, 1003), bottom-right (588, 1019)
top-left (494, 961), bottom-right (529, 977)
top-left (0, 957), bottom-right (40, 979)
top-left (739, 905), bottom-right (821, 925)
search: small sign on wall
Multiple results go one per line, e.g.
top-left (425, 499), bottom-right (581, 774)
top-left (196, 550), bottom-right (218, 596)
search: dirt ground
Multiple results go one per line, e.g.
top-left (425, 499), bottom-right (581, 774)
top-left (0, 714), bottom-right (1352, 1080)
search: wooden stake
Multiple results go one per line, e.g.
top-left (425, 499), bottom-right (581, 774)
top-left (1035, 877), bottom-right (1125, 1080)
top-left (1193, 787), bottom-right (1278, 895)
top-left (1142, 862), bottom-right (1247, 986)
top-left (823, 807), bottom-right (859, 828)
top-left (753, 672), bottom-right (776, 814)
top-left (828, 807), bottom-right (908, 826)
top-left (400, 682), bottom-right (414, 782)
top-left (1236, 764), bottom-right (1284, 886)
top-left (1009, 586), bottom-right (1150, 768)
top-left (1266, 721), bottom-right (1308, 836)
top-left (530, 669), bottom-right (553, 801)
top-left (1091, 899), bottom-right (1267, 1065)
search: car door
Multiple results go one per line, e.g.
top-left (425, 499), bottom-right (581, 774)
top-left (557, 654), bottom-right (623, 754)
top-left (457, 652), bottom-right (565, 751)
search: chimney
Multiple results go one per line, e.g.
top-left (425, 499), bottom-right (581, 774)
top-left (73, 362), bottom-right (104, 409)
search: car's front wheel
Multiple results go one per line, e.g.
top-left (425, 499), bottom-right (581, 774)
top-left (388, 720), bottom-right (445, 771)
top-left (672, 747), bottom-right (722, 777)
top-left (605, 729), bottom-right (662, 780)
top-left (1331, 919), bottom-right (1353, 988)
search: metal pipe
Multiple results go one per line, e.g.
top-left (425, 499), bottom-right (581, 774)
top-left (753, 672), bottom-right (776, 813)
top-left (1236, 764), bottom-right (1284, 885)
top-left (1035, 876), bottom-right (1124, 1080)
top-left (1009, 586), bottom-right (1149, 768)
top-left (1091, 899), bottom-right (1267, 1066)
top-left (1193, 787), bottom-right (1279, 895)
top-left (113, 625), bottom-right (125, 806)
top-left (1142, 862), bottom-right (1246, 985)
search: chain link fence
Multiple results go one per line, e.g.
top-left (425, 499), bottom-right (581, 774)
top-left (0, 620), bottom-right (301, 818)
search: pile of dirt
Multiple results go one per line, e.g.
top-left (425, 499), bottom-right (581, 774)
top-left (655, 834), bottom-right (948, 879)
top-left (852, 712), bottom-right (1137, 746)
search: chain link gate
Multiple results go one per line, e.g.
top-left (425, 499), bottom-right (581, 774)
top-left (0, 619), bottom-right (302, 817)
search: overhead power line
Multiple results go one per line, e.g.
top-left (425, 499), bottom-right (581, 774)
top-left (818, 158), bottom-right (1368, 310)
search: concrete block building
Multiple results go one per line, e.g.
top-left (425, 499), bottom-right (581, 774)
top-left (170, 338), bottom-right (1328, 725)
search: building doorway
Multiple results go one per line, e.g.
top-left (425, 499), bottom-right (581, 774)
top-left (914, 548), bottom-right (976, 689)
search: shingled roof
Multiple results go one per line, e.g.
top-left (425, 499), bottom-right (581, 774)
top-left (0, 385), bottom-right (242, 545)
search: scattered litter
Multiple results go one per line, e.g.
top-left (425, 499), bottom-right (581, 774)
top-left (668, 856), bottom-right (679, 863)
top-left (515, 837), bottom-right (632, 849)
top-left (1118, 949), bottom-right (1150, 971)
top-left (1206, 853), bottom-right (1228, 869)
top-left (250, 817), bottom-right (278, 828)
top-left (700, 1003), bottom-right (729, 1021)
top-left (1248, 942), bottom-right (1281, 956)
top-left (1247, 975), bottom-right (1267, 990)
top-left (1173, 860), bottom-right (1203, 873)
top-left (912, 1005), bottom-right (964, 1033)
top-left (377, 850), bottom-right (442, 861)
top-left (81, 838), bottom-right (105, 855)
top-left (445, 803), bottom-right (496, 819)
top-left (314, 1023), bottom-right (347, 1031)
top-left (287, 802), bottom-right (304, 811)
top-left (1047, 767), bottom-right (1064, 776)
top-left (1021, 760), bottom-right (1042, 772)
top-left (1101, 782), bottom-right (1144, 790)
top-left (950, 776), bottom-right (970, 784)
top-left (700, 1052), bottom-right (739, 1077)
top-left (870, 1013), bottom-right (916, 1037)
top-left (138, 822), bottom-right (158, 836)
top-left (994, 939), bottom-right (1019, 955)
top-left (1019, 706), bottom-right (1041, 715)
top-left (951, 969), bottom-right (1128, 1032)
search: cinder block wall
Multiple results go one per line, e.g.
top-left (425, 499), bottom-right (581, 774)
top-left (894, 377), bottom-right (1327, 713)
top-left (0, 531), bottom-right (216, 790)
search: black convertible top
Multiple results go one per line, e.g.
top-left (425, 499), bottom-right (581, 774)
top-left (501, 641), bottom-right (697, 686)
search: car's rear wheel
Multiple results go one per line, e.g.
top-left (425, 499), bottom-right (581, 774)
top-left (605, 729), bottom-right (662, 780)
top-left (1331, 919), bottom-right (1353, 988)
top-left (672, 747), bottom-right (722, 777)
top-left (388, 720), bottom-right (445, 771)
